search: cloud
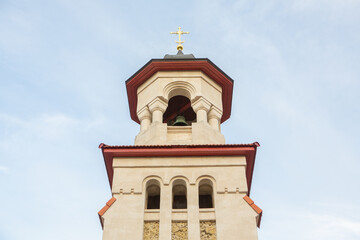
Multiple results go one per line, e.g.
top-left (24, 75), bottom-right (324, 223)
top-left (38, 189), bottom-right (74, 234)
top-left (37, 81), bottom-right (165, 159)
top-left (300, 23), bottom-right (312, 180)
top-left (0, 166), bottom-right (9, 173)
top-left (304, 213), bottom-right (360, 239)
top-left (0, 112), bottom-right (80, 141)
top-left (291, 0), bottom-right (360, 11)
top-left (260, 204), bottom-right (360, 240)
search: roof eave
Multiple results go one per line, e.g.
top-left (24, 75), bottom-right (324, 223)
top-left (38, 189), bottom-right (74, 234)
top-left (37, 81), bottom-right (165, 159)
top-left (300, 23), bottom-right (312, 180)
top-left (125, 59), bottom-right (234, 124)
top-left (99, 143), bottom-right (259, 196)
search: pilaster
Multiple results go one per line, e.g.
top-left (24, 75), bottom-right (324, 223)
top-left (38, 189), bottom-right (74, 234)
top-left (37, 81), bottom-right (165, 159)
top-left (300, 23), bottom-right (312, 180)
top-left (188, 183), bottom-right (201, 240)
top-left (159, 184), bottom-right (172, 240)
top-left (208, 106), bottom-right (222, 131)
top-left (192, 97), bottom-right (211, 123)
top-left (137, 107), bottom-right (151, 132)
top-left (148, 97), bottom-right (168, 124)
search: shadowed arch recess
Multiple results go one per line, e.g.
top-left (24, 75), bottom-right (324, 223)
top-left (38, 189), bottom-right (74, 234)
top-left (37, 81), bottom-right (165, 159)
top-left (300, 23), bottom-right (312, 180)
top-left (163, 95), bottom-right (196, 125)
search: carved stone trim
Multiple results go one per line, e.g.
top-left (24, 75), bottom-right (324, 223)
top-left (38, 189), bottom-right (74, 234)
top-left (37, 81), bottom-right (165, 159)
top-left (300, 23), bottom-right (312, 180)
top-left (200, 221), bottom-right (216, 240)
top-left (172, 221), bottom-right (188, 240)
top-left (148, 97), bottom-right (168, 113)
top-left (143, 221), bottom-right (159, 240)
top-left (191, 97), bottom-right (211, 113)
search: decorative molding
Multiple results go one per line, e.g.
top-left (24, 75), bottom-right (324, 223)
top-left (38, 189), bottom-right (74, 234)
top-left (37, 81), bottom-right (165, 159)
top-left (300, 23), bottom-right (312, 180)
top-left (192, 96), bottom-right (212, 112)
top-left (208, 106), bottom-right (223, 120)
top-left (163, 80), bottom-right (196, 100)
top-left (112, 188), bottom-right (142, 195)
top-left (137, 106), bottom-right (151, 121)
top-left (148, 97), bottom-right (168, 113)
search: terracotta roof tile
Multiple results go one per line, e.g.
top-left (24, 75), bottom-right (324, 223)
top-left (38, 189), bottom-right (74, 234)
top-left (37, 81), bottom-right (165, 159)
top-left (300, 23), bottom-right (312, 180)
top-left (98, 205), bottom-right (109, 217)
top-left (98, 197), bottom-right (117, 228)
top-left (243, 195), bottom-right (254, 205)
top-left (99, 142), bottom-right (260, 149)
top-left (106, 197), bottom-right (117, 206)
top-left (243, 195), bottom-right (263, 228)
top-left (251, 203), bottom-right (262, 215)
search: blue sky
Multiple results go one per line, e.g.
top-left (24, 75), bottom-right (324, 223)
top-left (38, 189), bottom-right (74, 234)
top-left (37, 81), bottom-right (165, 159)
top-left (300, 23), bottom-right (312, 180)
top-left (1, 0), bottom-right (360, 239)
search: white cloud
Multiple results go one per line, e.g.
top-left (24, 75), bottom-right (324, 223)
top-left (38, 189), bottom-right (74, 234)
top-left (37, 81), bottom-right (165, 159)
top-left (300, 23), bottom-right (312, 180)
top-left (260, 205), bottom-right (360, 240)
top-left (0, 112), bottom-right (108, 147)
top-left (304, 213), bottom-right (360, 239)
top-left (0, 166), bottom-right (9, 173)
top-left (37, 113), bottom-right (80, 139)
top-left (0, 112), bottom-right (77, 140)
top-left (291, 0), bottom-right (360, 10)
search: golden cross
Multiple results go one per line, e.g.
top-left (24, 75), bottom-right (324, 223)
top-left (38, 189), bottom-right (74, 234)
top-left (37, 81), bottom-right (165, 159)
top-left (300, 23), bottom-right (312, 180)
top-left (170, 27), bottom-right (189, 51)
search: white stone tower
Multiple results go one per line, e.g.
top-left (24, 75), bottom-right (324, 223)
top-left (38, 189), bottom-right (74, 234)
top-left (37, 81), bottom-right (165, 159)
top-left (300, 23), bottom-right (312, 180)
top-left (98, 49), bottom-right (263, 240)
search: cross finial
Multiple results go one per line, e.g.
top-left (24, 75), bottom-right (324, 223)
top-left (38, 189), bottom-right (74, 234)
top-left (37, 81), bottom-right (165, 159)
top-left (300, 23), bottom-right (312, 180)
top-left (170, 27), bottom-right (189, 51)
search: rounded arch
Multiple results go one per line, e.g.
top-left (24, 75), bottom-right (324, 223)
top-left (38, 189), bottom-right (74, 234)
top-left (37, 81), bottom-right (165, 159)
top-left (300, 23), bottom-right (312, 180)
top-left (196, 175), bottom-right (216, 186)
top-left (142, 175), bottom-right (164, 190)
top-left (197, 177), bottom-right (216, 209)
top-left (163, 95), bottom-right (196, 125)
top-left (171, 177), bottom-right (188, 209)
top-left (169, 175), bottom-right (190, 186)
top-left (163, 81), bottom-right (196, 101)
top-left (143, 177), bottom-right (162, 210)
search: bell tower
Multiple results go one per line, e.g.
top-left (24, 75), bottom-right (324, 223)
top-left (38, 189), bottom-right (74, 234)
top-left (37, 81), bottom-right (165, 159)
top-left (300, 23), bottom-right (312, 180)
top-left (98, 31), bottom-right (263, 240)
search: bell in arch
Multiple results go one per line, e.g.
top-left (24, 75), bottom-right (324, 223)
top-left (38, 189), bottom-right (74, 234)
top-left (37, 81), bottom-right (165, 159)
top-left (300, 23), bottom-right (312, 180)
top-left (172, 115), bottom-right (189, 126)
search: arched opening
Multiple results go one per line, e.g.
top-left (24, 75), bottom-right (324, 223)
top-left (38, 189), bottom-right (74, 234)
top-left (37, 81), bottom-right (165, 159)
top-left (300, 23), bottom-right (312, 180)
top-left (146, 179), bottom-right (161, 209)
top-left (172, 179), bottom-right (187, 209)
top-left (163, 96), bottom-right (196, 126)
top-left (198, 179), bottom-right (214, 208)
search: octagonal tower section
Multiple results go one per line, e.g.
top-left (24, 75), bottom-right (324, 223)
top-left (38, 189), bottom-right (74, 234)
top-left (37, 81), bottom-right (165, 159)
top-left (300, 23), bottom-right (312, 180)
top-left (126, 58), bottom-right (234, 145)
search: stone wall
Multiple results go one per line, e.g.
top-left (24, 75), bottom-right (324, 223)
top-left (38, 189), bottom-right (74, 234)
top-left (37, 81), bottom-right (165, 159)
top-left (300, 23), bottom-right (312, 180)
top-left (143, 221), bottom-right (159, 240)
top-left (200, 221), bottom-right (216, 240)
top-left (172, 221), bottom-right (188, 240)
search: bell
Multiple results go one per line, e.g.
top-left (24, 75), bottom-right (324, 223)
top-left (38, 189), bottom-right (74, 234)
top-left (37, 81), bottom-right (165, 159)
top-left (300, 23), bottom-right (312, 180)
top-left (172, 115), bottom-right (189, 126)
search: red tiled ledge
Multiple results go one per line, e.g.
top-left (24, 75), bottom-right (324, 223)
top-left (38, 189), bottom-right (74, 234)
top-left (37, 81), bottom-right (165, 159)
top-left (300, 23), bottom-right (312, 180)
top-left (243, 195), bottom-right (263, 228)
top-left (98, 197), bottom-right (116, 228)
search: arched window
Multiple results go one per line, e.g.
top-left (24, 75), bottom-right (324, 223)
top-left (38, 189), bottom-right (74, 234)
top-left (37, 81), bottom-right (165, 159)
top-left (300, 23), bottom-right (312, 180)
top-left (172, 179), bottom-right (187, 209)
top-left (146, 179), bottom-right (161, 209)
top-left (198, 179), bottom-right (214, 208)
top-left (163, 96), bottom-right (196, 126)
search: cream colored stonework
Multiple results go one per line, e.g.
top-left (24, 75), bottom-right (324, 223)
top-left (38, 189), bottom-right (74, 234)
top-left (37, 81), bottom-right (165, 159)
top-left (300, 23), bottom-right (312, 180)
top-left (101, 64), bottom-right (261, 240)
top-left (136, 71), bottom-right (222, 112)
top-left (143, 221), bottom-right (159, 240)
top-left (101, 155), bottom-right (259, 240)
top-left (200, 221), bottom-right (216, 240)
top-left (134, 71), bottom-right (225, 145)
top-left (172, 222), bottom-right (188, 240)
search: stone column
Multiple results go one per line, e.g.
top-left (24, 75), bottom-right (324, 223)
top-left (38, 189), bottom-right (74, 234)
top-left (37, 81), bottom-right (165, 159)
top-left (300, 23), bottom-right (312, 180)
top-left (192, 97), bottom-right (211, 123)
top-left (137, 107), bottom-right (151, 132)
top-left (159, 184), bottom-right (172, 240)
top-left (188, 183), bottom-right (201, 240)
top-left (148, 97), bottom-right (168, 124)
top-left (208, 106), bottom-right (222, 131)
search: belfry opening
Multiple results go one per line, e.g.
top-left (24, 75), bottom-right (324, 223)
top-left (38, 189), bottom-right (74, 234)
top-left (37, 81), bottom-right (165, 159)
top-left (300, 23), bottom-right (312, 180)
top-left (163, 95), bottom-right (196, 126)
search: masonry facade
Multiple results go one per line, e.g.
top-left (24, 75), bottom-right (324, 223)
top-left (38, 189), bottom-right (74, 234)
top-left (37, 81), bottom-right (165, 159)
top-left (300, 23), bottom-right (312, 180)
top-left (98, 54), bottom-right (262, 240)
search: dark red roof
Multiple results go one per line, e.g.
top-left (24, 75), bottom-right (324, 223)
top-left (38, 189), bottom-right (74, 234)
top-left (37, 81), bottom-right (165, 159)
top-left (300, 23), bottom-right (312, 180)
top-left (99, 142), bottom-right (259, 196)
top-left (126, 58), bottom-right (234, 124)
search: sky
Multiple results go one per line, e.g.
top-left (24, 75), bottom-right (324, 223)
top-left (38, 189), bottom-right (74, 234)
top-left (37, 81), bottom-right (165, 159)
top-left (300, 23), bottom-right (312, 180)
top-left (1, 0), bottom-right (360, 239)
